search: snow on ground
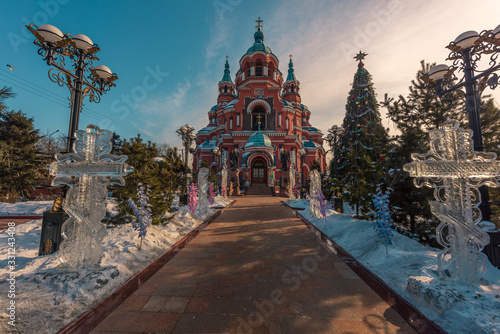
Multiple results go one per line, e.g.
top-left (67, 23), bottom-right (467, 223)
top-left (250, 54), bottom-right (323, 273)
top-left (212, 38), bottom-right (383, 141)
top-left (287, 199), bottom-right (500, 334)
top-left (0, 201), bottom-right (53, 216)
top-left (0, 196), bottom-right (231, 333)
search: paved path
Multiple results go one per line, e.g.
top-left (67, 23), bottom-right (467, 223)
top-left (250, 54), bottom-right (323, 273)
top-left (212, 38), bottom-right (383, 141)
top-left (92, 195), bottom-right (416, 334)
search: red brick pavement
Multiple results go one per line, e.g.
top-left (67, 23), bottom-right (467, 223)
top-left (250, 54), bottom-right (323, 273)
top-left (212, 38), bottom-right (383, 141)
top-left (92, 195), bottom-right (416, 334)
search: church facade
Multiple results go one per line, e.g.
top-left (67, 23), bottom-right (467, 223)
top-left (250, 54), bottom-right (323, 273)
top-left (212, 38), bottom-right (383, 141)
top-left (193, 19), bottom-right (326, 188)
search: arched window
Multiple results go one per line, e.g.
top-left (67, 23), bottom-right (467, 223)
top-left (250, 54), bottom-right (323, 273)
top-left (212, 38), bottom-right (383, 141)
top-left (268, 63), bottom-right (275, 79)
top-left (256, 60), bottom-right (263, 76)
top-left (252, 105), bottom-right (266, 131)
top-left (229, 117), bottom-right (233, 130)
top-left (286, 117), bottom-right (289, 130)
top-left (245, 63), bottom-right (250, 78)
top-left (236, 114), bottom-right (240, 127)
top-left (224, 85), bottom-right (228, 94)
top-left (278, 112), bottom-right (282, 127)
top-left (291, 84), bottom-right (295, 93)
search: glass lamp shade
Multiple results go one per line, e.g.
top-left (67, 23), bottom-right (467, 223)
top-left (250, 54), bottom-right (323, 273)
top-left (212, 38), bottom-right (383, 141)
top-left (454, 30), bottom-right (479, 49)
top-left (94, 65), bottom-right (112, 79)
top-left (326, 134), bottom-right (333, 141)
top-left (180, 126), bottom-right (187, 133)
top-left (493, 24), bottom-right (500, 39)
top-left (37, 24), bottom-right (63, 43)
top-left (73, 34), bottom-right (93, 51)
top-left (428, 64), bottom-right (449, 81)
top-left (189, 133), bottom-right (196, 140)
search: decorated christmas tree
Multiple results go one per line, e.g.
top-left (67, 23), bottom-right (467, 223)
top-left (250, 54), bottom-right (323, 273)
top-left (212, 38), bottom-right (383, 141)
top-left (333, 52), bottom-right (389, 217)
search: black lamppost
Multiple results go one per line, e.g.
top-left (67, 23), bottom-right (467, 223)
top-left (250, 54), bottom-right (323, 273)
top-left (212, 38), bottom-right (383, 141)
top-left (426, 24), bottom-right (500, 221)
top-left (27, 24), bottom-right (118, 153)
top-left (326, 125), bottom-right (345, 178)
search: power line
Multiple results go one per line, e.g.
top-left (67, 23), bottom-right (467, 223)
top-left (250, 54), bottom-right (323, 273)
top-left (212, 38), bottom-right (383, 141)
top-left (0, 70), bottom-right (156, 141)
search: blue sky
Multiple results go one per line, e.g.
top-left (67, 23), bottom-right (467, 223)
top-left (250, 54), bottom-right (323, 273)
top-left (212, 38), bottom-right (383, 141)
top-left (1, 0), bottom-right (500, 150)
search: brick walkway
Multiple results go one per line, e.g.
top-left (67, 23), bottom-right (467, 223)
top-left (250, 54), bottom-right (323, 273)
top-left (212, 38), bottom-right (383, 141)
top-left (92, 195), bottom-right (416, 334)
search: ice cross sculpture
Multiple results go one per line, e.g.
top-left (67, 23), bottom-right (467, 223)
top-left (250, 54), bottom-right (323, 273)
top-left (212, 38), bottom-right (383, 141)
top-left (309, 170), bottom-right (322, 218)
top-left (289, 163), bottom-right (296, 200)
top-left (49, 125), bottom-right (133, 270)
top-left (198, 167), bottom-right (209, 219)
top-left (221, 162), bottom-right (228, 194)
top-left (403, 120), bottom-right (500, 285)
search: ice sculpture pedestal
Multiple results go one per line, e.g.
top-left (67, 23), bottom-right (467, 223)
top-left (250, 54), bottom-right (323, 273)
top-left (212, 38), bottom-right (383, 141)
top-left (404, 120), bottom-right (500, 285)
top-left (49, 125), bottom-right (133, 270)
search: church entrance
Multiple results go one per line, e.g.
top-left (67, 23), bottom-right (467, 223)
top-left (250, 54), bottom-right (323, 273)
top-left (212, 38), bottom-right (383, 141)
top-left (251, 159), bottom-right (266, 184)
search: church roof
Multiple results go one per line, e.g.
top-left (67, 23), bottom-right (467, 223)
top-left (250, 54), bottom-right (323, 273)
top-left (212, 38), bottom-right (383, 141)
top-left (286, 58), bottom-right (297, 82)
top-left (246, 27), bottom-right (273, 55)
top-left (221, 59), bottom-right (232, 83)
top-left (224, 99), bottom-right (238, 109)
top-left (244, 131), bottom-right (272, 148)
top-left (210, 105), bottom-right (218, 111)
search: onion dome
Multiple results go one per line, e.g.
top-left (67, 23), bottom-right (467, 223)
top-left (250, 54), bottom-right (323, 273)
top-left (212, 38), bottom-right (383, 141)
top-left (244, 131), bottom-right (272, 149)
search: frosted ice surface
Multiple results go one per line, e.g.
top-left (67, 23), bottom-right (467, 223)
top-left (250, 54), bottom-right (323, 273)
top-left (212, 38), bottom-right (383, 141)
top-left (49, 125), bottom-right (133, 270)
top-left (404, 120), bottom-right (500, 285)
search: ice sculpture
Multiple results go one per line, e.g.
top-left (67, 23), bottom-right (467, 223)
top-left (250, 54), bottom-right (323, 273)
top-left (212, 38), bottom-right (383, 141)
top-left (221, 162), bottom-right (228, 196)
top-left (309, 170), bottom-right (322, 218)
top-left (49, 125), bottom-right (133, 270)
top-left (289, 165), bottom-right (296, 200)
top-left (198, 167), bottom-right (209, 218)
top-left (403, 120), bottom-right (500, 285)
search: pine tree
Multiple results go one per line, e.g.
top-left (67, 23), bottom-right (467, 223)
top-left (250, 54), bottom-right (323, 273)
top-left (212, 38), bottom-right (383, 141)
top-left (333, 52), bottom-right (389, 217)
top-left (0, 109), bottom-right (44, 202)
top-left (382, 60), bottom-right (465, 242)
top-left (110, 135), bottom-right (175, 224)
top-left (110, 132), bottom-right (123, 155)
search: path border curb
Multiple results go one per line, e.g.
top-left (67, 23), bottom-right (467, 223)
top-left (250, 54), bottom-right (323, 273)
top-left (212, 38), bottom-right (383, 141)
top-left (57, 201), bottom-right (235, 334)
top-left (282, 201), bottom-right (447, 334)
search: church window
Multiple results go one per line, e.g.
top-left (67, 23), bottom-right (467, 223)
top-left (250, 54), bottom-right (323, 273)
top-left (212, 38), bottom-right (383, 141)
top-left (245, 63), bottom-right (250, 77)
top-left (256, 61), bottom-right (263, 76)
top-left (229, 117), bottom-right (233, 130)
top-left (278, 112), bottom-right (282, 127)
top-left (237, 114), bottom-right (240, 127)
top-left (224, 85), bottom-right (228, 94)
top-left (286, 117), bottom-right (289, 130)
top-left (291, 84), bottom-right (295, 93)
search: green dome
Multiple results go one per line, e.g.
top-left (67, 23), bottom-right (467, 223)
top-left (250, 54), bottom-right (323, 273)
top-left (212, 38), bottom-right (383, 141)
top-left (246, 27), bottom-right (273, 55)
top-left (246, 43), bottom-right (273, 55)
top-left (244, 131), bottom-right (272, 148)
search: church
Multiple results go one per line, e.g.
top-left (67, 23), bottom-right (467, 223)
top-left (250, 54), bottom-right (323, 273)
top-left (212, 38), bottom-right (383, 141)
top-left (193, 18), bottom-right (326, 189)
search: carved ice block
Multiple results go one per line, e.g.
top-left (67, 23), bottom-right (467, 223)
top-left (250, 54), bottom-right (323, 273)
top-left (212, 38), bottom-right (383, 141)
top-left (49, 125), bottom-right (133, 270)
top-left (404, 120), bottom-right (500, 285)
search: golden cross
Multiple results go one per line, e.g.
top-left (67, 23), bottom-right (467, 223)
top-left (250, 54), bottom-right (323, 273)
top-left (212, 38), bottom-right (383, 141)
top-left (255, 17), bottom-right (263, 30)
top-left (225, 55), bottom-right (229, 61)
top-left (256, 114), bottom-right (263, 125)
top-left (289, 54), bottom-right (293, 60)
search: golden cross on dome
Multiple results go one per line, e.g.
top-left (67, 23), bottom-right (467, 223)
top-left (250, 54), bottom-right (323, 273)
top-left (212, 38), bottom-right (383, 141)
top-left (289, 54), bottom-right (293, 61)
top-left (256, 114), bottom-right (263, 125)
top-left (225, 55), bottom-right (229, 61)
top-left (354, 51), bottom-right (368, 62)
top-left (255, 17), bottom-right (263, 30)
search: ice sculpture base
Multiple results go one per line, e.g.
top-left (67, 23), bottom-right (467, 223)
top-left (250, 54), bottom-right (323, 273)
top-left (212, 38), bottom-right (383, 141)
top-left (406, 276), bottom-right (463, 315)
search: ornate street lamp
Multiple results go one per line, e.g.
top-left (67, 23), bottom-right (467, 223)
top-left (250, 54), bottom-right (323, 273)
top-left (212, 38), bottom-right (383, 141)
top-left (326, 125), bottom-right (345, 178)
top-left (176, 124), bottom-right (196, 168)
top-left (425, 23), bottom-right (500, 221)
top-left (26, 24), bottom-right (118, 153)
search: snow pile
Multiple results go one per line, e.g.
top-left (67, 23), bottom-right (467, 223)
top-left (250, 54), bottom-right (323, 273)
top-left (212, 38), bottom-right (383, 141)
top-left (0, 201), bottom-right (52, 216)
top-left (290, 199), bottom-right (500, 334)
top-left (0, 196), bottom-right (230, 333)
